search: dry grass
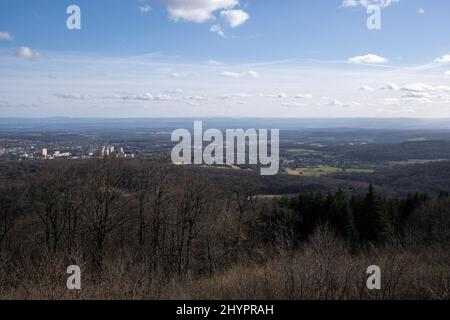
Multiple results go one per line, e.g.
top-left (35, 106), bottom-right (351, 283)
top-left (1, 227), bottom-right (448, 300)
top-left (170, 227), bottom-right (449, 300)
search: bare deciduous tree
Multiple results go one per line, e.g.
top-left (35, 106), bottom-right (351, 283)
top-left (29, 164), bottom-right (79, 254)
top-left (82, 157), bottom-right (130, 270)
top-left (0, 185), bottom-right (21, 250)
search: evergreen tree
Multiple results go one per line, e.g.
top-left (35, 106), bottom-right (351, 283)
top-left (345, 208), bottom-right (360, 254)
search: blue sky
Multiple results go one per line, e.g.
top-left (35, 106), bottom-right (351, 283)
top-left (1, 0), bottom-right (450, 117)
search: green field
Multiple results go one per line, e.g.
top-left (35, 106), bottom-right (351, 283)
top-left (285, 166), bottom-right (374, 177)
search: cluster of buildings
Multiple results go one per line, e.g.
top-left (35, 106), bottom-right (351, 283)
top-left (0, 145), bottom-right (44, 160)
top-left (101, 145), bottom-right (122, 157)
top-left (41, 148), bottom-right (72, 159)
top-left (0, 144), bottom-right (135, 161)
top-left (101, 145), bottom-right (135, 158)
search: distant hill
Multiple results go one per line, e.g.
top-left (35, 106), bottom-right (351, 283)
top-left (334, 161), bottom-right (450, 196)
top-left (1, 117), bottom-right (450, 131)
top-left (340, 141), bottom-right (450, 162)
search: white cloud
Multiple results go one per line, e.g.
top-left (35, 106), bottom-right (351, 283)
top-left (221, 71), bottom-right (241, 78)
top-left (246, 70), bottom-right (259, 78)
top-left (165, 88), bottom-right (184, 94)
top-left (328, 99), bottom-right (346, 107)
top-left (264, 93), bottom-right (287, 99)
top-left (210, 24), bottom-right (225, 37)
top-left (381, 98), bottom-right (400, 106)
top-left (281, 102), bottom-right (305, 108)
top-left (185, 95), bottom-right (207, 101)
top-left (348, 54), bottom-right (389, 64)
top-left (207, 59), bottom-right (222, 65)
top-left (402, 96), bottom-right (433, 104)
top-left (435, 86), bottom-right (450, 92)
top-left (54, 93), bottom-right (87, 100)
top-left (396, 83), bottom-right (450, 106)
top-left (7, 50), bottom-right (450, 118)
top-left (402, 92), bottom-right (431, 99)
top-left (220, 9), bottom-right (249, 28)
top-left (417, 8), bottom-right (425, 14)
top-left (138, 4), bottom-right (152, 14)
top-left (445, 71), bottom-right (450, 78)
top-left (118, 93), bottom-right (155, 101)
top-left (434, 54), bottom-right (450, 64)
top-left (105, 92), bottom-right (176, 102)
top-left (219, 93), bottom-right (253, 99)
top-left (17, 47), bottom-right (40, 60)
top-left (0, 32), bottom-right (14, 41)
top-left (165, 1), bottom-right (249, 37)
top-left (400, 83), bottom-right (450, 93)
top-left (360, 85), bottom-right (376, 91)
top-left (166, 0), bottom-right (238, 23)
top-left (380, 82), bottom-right (400, 91)
top-left (401, 83), bottom-right (432, 93)
top-left (341, 0), bottom-right (399, 9)
top-left (295, 94), bottom-right (313, 99)
top-left (220, 70), bottom-right (259, 78)
top-left (435, 93), bottom-right (450, 101)
top-left (154, 94), bottom-right (172, 101)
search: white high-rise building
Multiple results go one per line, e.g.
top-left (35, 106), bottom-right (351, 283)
top-left (42, 148), bottom-right (48, 158)
top-left (101, 145), bottom-right (120, 157)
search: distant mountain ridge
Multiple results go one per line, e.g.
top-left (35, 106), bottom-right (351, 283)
top-left (1, 117), bottom-right (450, 131)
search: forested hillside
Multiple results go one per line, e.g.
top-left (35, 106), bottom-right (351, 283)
top-left (0, 158), bottom-right (448, 299)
